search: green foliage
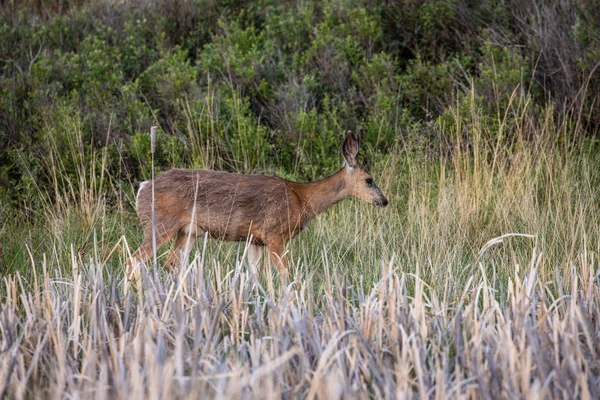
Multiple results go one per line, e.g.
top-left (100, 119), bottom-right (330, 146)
top-left (0, 0), bottom-right (598, 215)
top-left (121, 17), bottom-right (161, 78)
top-left (137, 45), bottom-right (198, 122)
top-left (199, 19), bottom-right (267, 85)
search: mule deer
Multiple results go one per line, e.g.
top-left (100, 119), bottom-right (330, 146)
top-left (129, 130), bottom-right (388, 276)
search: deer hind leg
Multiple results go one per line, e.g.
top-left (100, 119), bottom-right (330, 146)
top-left (127, 224), bottom-right (179, 278)
top-left (267, 239), bottom-right (289, 278)
top-left (164, 230), bottom-right (198, 270)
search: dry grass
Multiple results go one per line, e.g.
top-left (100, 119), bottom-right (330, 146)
top-left (1, 239), bottom-right (599, 398)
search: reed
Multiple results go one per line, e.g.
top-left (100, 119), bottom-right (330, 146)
top-left (1, 236), bottom-right (598, 398)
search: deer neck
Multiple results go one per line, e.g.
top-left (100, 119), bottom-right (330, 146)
top-left (291, 168), bottom-right (349, 219)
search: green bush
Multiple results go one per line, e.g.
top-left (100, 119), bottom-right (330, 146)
top-left (0, 0), bottom-right (598, 213)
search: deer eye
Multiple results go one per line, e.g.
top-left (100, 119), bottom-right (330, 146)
top-left (365, 178), bottom-right (374, 187)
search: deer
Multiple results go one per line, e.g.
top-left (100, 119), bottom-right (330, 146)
top-left (128, 130), bottom-right (388, 278)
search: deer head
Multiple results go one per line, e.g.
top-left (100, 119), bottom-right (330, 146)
top-left (341, 130), bottom-right (388, 208)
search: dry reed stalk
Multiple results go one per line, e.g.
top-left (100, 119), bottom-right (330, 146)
top-left (1, 239), bottom-right (599, 399)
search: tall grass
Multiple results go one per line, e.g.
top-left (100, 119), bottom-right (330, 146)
top-left (2, 94), bottom-right (600, 398)
top-left (1, 238), bottom-right (598, 398)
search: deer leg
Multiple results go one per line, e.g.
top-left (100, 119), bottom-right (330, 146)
top-left (267, 239), bottom-right (288, 278)
top-left (164, 230), bottom-right (197, 270)
top-left (246, 244), bottom-right (263, 272)
top-left (127, 227), bottom-right (178, 277)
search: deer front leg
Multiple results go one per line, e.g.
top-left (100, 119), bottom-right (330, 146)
top-left (267, 238), bottom-right (289, 278)
top-left (246, 244), bottom-right (263, 272)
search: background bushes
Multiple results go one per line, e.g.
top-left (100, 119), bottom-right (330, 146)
top-left (0, 0), bottom-right (599, 207)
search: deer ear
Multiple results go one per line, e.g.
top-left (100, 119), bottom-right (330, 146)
top-left (342, 130), bottom-right (360, 168)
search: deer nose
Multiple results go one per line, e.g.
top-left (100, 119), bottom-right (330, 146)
top-left (374, 196), bottom-right (388, 208)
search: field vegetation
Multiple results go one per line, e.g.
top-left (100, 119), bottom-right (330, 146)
top-left (1, 0), bottom-right (600, 398)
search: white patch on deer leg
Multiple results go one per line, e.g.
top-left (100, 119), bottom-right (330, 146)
top-left (247, 244), bottom-right (263, 273)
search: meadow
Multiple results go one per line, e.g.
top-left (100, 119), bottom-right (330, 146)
top-left (1, 0), bottom-right (600, 398)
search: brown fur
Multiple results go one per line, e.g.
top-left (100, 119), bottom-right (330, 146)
top-left (129, 131), bottom-right (388, 276)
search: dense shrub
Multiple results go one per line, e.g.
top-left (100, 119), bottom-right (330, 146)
top-left (0, 0), bottom-right (598, 208)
